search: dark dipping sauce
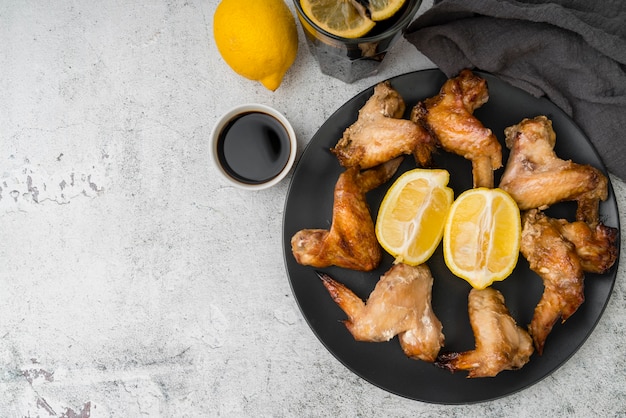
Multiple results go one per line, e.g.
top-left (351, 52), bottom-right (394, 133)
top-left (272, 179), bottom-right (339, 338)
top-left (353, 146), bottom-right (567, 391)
top-left (217, 112), bottom-right (291, 184)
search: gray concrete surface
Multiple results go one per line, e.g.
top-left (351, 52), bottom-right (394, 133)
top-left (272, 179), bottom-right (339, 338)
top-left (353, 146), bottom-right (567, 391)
top-left (1, 1), bottom-right (624, 416)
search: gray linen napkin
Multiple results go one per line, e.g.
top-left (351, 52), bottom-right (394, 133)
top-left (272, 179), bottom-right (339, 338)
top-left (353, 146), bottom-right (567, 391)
top-left (405, 0), bottom-right (626, 180)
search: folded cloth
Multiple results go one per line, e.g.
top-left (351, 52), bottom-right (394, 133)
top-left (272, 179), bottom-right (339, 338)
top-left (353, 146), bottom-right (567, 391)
top-left (405, 0), bottom-right (626, 180)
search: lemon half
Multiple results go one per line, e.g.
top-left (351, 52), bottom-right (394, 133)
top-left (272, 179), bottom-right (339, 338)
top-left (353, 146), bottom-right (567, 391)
top-left (443, 188), bottom-right (521, 289)
top-left (375, 169), bottom-right (454, 266)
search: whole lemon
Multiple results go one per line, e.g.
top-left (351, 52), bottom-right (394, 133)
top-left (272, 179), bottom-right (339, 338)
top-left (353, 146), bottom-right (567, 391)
top-left (214, 0), bottom-right (298, 91)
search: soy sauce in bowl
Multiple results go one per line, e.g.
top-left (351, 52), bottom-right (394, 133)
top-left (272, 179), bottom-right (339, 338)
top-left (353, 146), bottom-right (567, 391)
top-left (217, 112), bottom-right (291, 184)
top-left (211, 104), bottom-right (297, 190)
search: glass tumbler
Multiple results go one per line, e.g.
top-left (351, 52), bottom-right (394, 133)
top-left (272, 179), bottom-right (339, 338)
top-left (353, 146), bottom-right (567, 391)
top-left (293, 0), bottom-right (423, 83)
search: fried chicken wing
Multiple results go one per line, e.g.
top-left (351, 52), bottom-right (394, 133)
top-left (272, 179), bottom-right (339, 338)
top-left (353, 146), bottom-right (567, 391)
top-left (553, 218), bottom-right (618, 274)
top-left (436, 288), bottom-right (534, 378)
top-left (520, 209), bottom-right (586, 354)
top-left (499, 116), bottom-right (608, 226)
top-left (411, 69), bottom-right (502, 188)
top-left (291, 158), bottom-right (402, 271)
top-left (331, 81), bottom-right (435, 169)
top-left (318, 263), bottom-right (444, 362)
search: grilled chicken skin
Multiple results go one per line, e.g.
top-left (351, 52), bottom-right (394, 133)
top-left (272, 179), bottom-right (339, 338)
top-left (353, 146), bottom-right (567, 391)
top-left (412, 69), bottom-right (502, 188)
top-left (319, 263), bottom-right (444, 362)
top-left (520, 209), bottom-right (585, 354)
top-left (436, 287), bottom-right (534, 377)
top-left (520, 209), bottom-right (617, 354)
top-left (332, 81), bottom-right (435, 170)
top-left (291, 157), bottom-right (402, 271)
top-left (499, 116), bottom-right (608, 226)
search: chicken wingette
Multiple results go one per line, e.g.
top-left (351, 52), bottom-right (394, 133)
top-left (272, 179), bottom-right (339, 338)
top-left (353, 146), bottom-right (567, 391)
top-left (318, 263), bottom-right (444, 362)
top-left (412, 69), bottom-right (502, 188)
top-left (499, 116), bottom-right (608, 226)
top-left (436, 288), bottom-right (534, 377)
top-left (332, 81), bottom-right (435, 170)
top-left (291, 157), bottom-right (402, 271)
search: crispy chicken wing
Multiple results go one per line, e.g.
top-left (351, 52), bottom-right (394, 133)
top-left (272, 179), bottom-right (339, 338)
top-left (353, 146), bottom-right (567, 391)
top-left (318, 263), bottom-right (444, 362)
top-left (520, 209), bottom-right (586, 354)
top-left (555, 218), bottom-right (618, 274)
top-left (291, 158), bottom-right (402, 271)
top-left (331, 81), bottom-right (435, 169)
top-left (436, 288), bottom-right (534, 378)
top-left (499, 116), bottom-right (608, 226)
top-left (411, 69), bottom-right (502, 188)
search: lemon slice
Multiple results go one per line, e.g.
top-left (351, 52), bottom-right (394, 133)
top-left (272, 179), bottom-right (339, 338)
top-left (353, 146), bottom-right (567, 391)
top-left (443, 188), bottom-right (521, 289)
top-left (375, 169), bottom-right (454, 266)
top-left (300, 0), bottom-right (376, 38)
top-left (368, 0), bottom-right (407, 21)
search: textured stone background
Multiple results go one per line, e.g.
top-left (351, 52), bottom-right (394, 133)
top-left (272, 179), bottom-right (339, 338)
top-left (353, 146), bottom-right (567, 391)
top-left (1, 1), bottom-right (624, 416)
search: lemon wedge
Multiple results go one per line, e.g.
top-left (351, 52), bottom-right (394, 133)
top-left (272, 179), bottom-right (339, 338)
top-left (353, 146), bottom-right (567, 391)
top-left (375, 169), bottom-right (454, 266)
top-left (443, 188), bottom-right (521, 289)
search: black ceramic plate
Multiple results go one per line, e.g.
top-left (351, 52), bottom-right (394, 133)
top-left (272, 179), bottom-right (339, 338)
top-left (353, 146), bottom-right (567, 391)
top-left (282, 69), bottom-right (620, 404)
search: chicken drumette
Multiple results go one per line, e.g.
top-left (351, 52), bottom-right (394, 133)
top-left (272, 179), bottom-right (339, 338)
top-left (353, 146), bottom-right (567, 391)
top-left (436, 287), bottom-right (534, 378)
top-left (412, 69), bottom-right (502, 188)
top-left (332, 81), bottom-right (435, 169)
top-left (291, 157), bottom-right (402, 271)
top-left (318, 263), bottom-right (444, 362)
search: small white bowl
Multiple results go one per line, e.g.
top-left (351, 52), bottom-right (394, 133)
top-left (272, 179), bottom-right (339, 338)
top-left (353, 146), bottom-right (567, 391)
top-left (210, 104), bottom-right (297, 190)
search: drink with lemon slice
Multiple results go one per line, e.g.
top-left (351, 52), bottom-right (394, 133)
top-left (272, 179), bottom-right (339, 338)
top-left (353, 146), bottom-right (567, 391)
top-left (293, 0), bottom-right (423, 83)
